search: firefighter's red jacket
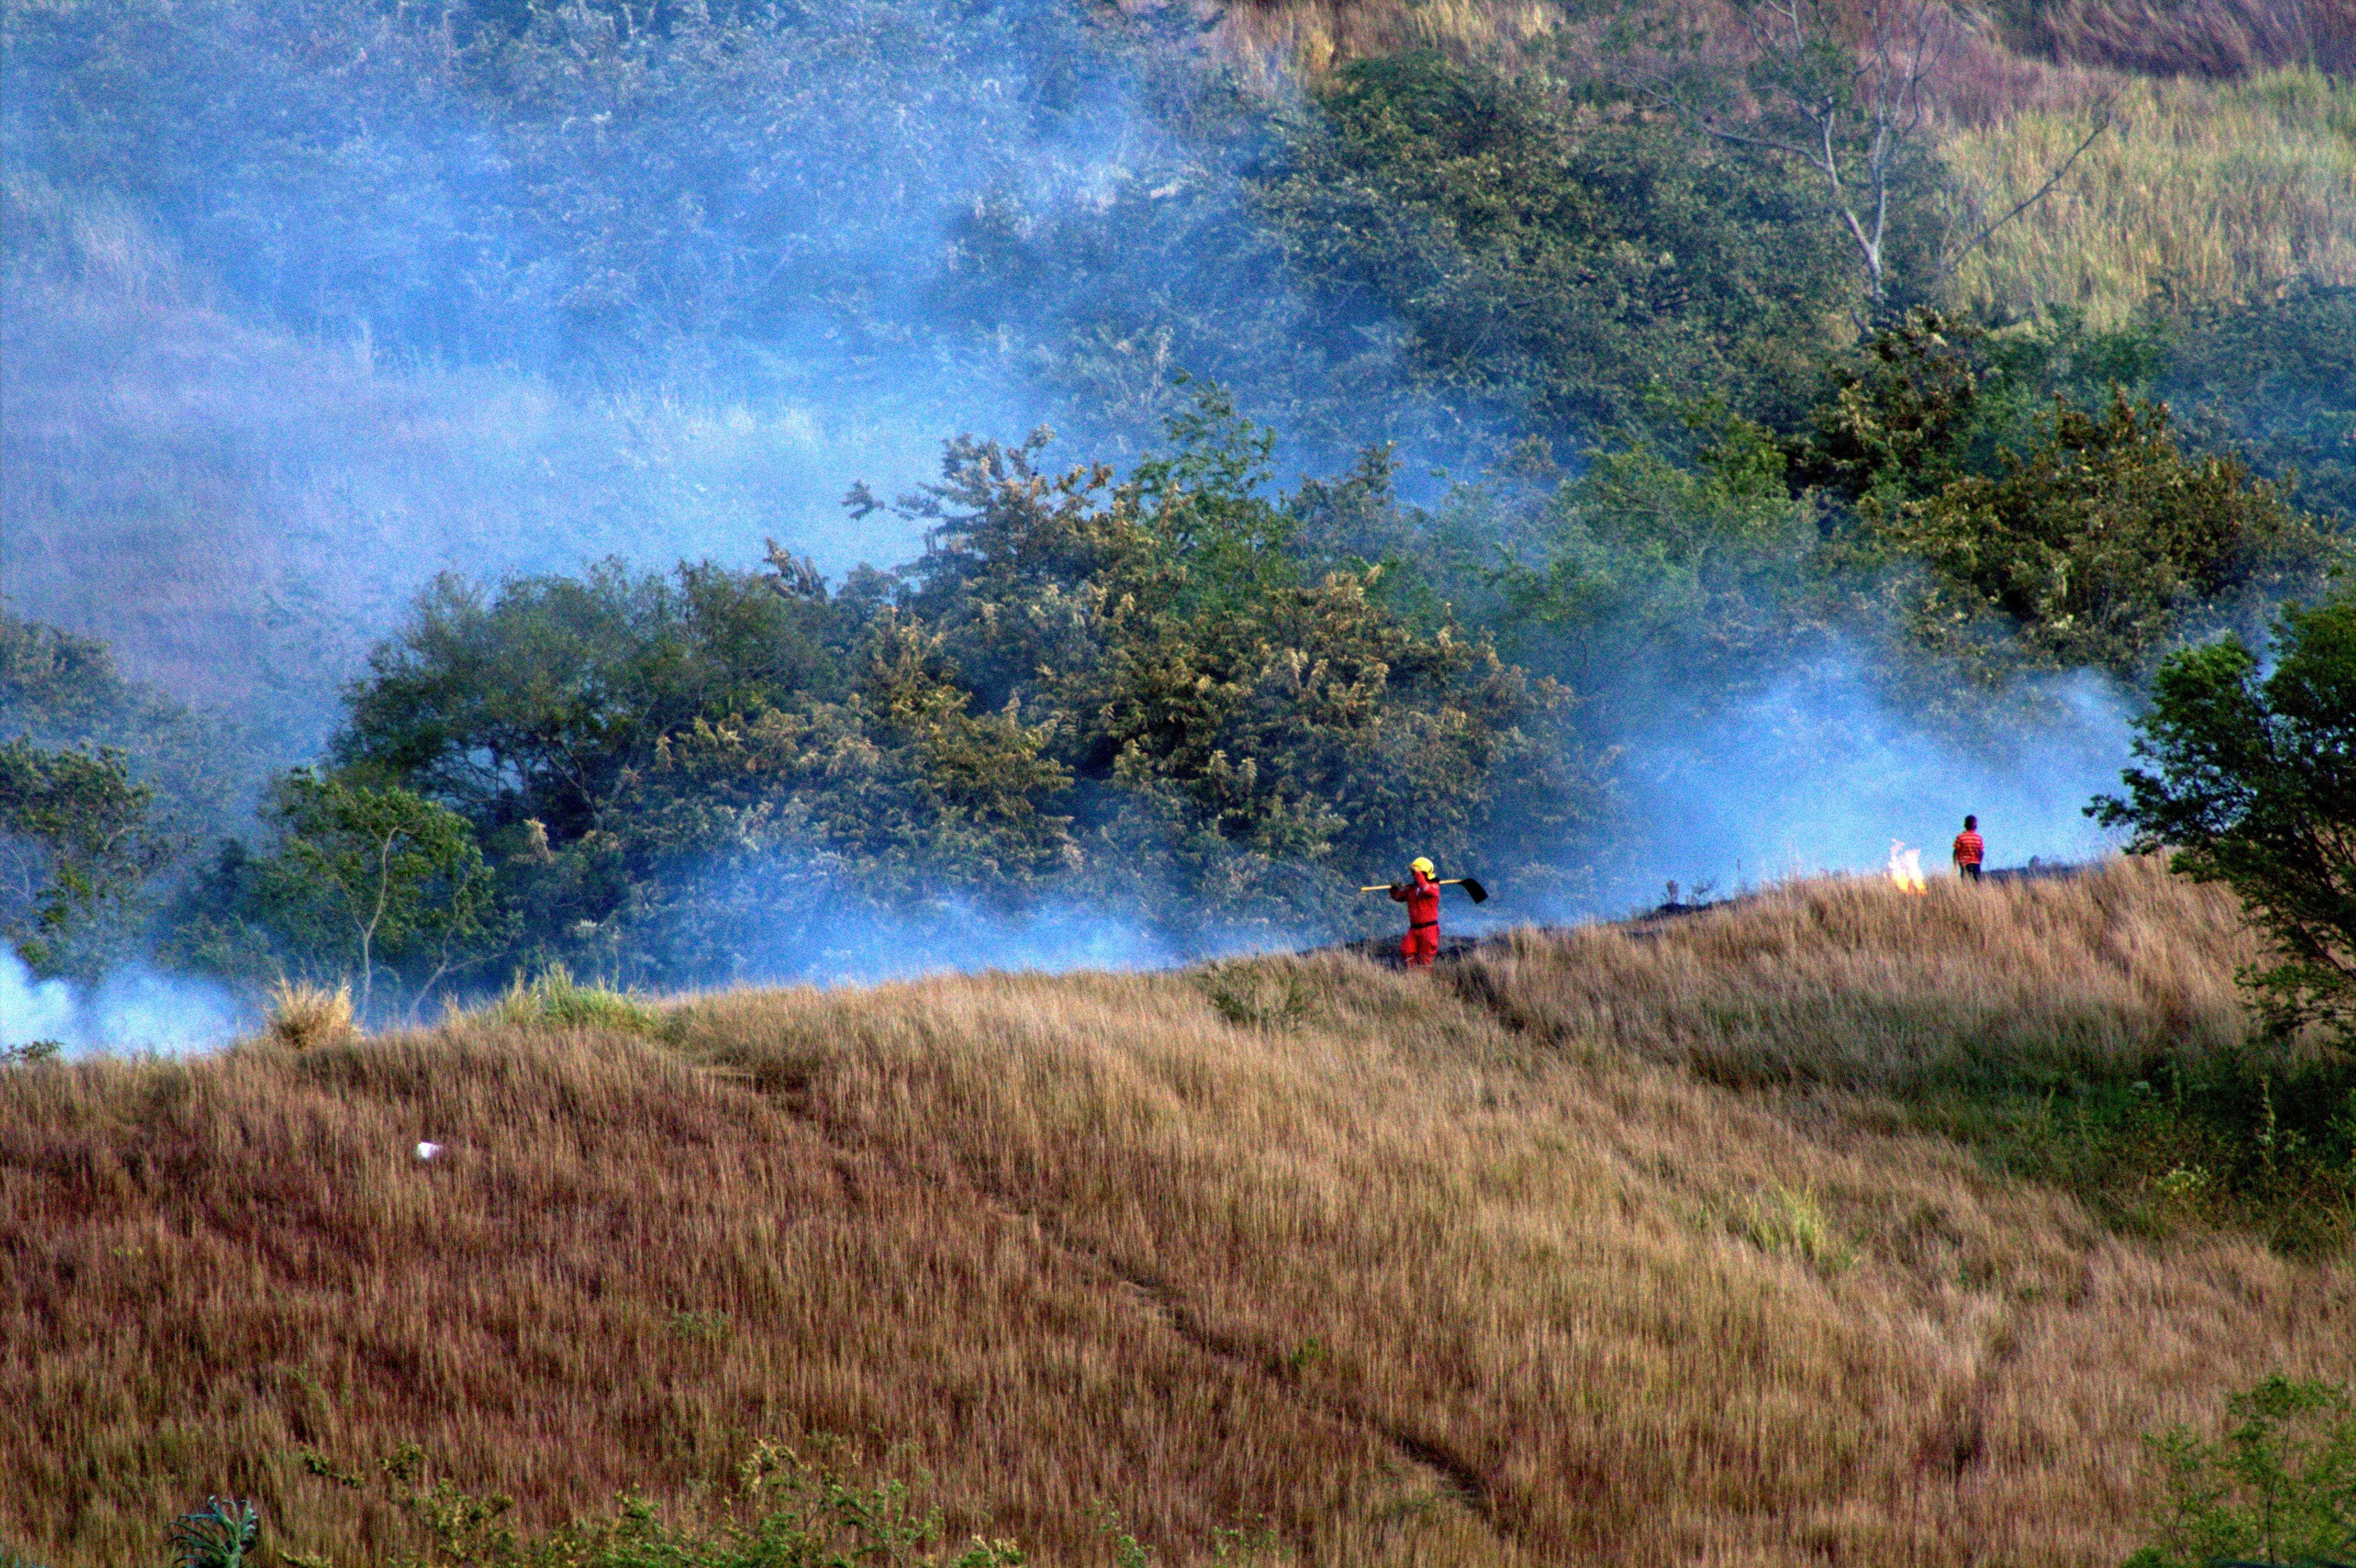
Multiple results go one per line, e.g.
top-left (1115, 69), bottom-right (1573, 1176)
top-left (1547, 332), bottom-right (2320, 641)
top-left (1391, 873), bottom-right (1441, 929)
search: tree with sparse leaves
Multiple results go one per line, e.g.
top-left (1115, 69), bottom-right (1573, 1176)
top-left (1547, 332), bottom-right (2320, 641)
top-left (185, 774), bottom-right (505, 1021)
top-left (1622, 0), bottom-right (2109, 322)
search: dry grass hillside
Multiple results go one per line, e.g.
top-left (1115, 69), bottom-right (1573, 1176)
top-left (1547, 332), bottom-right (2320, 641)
top-left (4, 856), bottom-right (2349, 1567)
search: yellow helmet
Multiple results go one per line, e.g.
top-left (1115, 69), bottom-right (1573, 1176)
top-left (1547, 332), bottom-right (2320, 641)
top-left (1410, 856), bottom-right (1436, 877)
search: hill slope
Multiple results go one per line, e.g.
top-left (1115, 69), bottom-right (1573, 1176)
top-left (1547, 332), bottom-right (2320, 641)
top-left (4, 858), bottom-right (2351, 1566)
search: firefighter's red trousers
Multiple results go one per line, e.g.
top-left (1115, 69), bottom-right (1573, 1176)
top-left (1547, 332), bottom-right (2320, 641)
top-left (1402, 923), bottom-right (1439, 967)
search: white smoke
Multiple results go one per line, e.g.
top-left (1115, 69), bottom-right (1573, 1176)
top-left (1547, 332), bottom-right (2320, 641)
top-left (0, 949), bottom-right (247, 1056)
top-left (1610, 649), bottom-right (2134, 906)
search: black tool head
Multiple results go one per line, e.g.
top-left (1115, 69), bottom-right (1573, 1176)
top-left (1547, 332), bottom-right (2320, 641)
top-left (1458, 876), bottom-right (1488, 904)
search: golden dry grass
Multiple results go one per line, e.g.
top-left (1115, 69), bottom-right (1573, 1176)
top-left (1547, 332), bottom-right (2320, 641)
top-left (2, 857), bottom-right (2348, 1566)
top-left (2016, 0), bottom-right (2356, 79)
top-left (1943, 67), bottom-right (2356, 328)
top-left (261, 980), bottom-right (360, 1054)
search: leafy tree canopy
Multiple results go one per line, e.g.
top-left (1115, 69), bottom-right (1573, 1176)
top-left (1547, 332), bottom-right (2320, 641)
top-left (177, 773), bottom-right (506, 1021)
top-left (0, 737), bottom-right (175, 980)
top-left (311, 390), bottom-right (1598, 985)
top-left (2092, 589), bottom-right (2356, 1045)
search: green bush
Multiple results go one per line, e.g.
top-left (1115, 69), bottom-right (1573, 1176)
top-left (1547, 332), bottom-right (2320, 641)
top-left (2093, 590), bottom-right (2356, 1044)
top-left (2125, 1375), bottom-right (2356, 1568)
top-left (479, 964), bottom-right (666, 1039)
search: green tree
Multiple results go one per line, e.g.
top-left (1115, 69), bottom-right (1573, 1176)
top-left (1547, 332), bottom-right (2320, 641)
top-left (2162, 283), bottom-right (2356, 535)
top-left (2091, 591), bottom-right (2356, 1044)
top-left (1, 611), bottom-right (264, 848)
top-left (1494, 402), bottom-right (1832, 712)
top-left (339, 561), bottom-right (853, 842)
top-left (232, 774), bottom-right (505, 1021)
top-left (2126, 1375), bottom-right (2356, 1568)
top-left (0, 737), bottom-right (175, 979)
top-left (895, 394), bottom-right (1599, 934)
top-left (1868, 393), bottom-right (2336, 682)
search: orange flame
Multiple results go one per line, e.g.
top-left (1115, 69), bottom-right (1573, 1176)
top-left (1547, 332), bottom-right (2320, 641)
top-left (1886, 840), bottom-right (1927, 894)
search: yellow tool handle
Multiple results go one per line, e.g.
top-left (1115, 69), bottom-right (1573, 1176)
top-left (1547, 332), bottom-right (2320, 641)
top-left (1360, 880), bottom-right (1468, 891)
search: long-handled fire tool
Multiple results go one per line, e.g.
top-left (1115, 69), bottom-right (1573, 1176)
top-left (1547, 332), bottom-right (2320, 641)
top-left (1359, 876), bottom-right (1488, 903)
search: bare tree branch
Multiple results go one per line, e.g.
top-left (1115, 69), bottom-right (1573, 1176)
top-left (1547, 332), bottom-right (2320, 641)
top-left (1929, 104), bottom-right (2115, 288)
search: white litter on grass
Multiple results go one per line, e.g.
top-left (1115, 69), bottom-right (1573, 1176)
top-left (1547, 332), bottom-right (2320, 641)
top-left (415, 1141), bottom-right (443, 1161)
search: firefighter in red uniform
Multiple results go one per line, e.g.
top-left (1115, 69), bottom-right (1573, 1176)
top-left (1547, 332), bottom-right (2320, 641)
top-left (1952, 814), bottom-right (1985, 882)
top-left (1391, 856), bottom-right (1442, 967)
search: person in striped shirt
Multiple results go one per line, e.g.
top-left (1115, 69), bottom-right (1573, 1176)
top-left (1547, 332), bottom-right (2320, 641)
top-left (1952, 815), bottom-right (1985, 882)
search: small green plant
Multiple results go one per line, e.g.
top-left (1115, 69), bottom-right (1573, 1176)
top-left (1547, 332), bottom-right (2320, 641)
top-left (481, 965), bottom-right (665, 1039)
top-left (298, 1447), bottom-right (364, 1488)
top-left (168, 1498), bottom-right (259, 1568)
top-left (669, 1308), bottom-right (731, 1341)
top-left (1737, 1184), bottom-right (1853, 1273)
top-left (0, 1040), bottom-right (63, 1065)
top-left (2124, 1374), bottom-right (2356, 1568)
top-left (1281, 1337), bottom-right (1328, 1377)
top-left (2155, 1164), bottom-right (2214, 1213)
top-left (1197, 963), bottom-right (1314, 1033)
top-left (1091, 1504), bottom-right (1151, 1568)
top-left (1205, 1525), bottom-right (1280, 1563)
top-left (327, 1438), bottom-right (1025, 1566)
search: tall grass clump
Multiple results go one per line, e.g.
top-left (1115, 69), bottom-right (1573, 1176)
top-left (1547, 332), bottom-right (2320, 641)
top-left (261, 981), bottom-right (357, 1052)
top-left (1943, 68), bottom-right (2356, 327)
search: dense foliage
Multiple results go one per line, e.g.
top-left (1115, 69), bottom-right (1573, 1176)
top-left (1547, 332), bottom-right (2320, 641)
top-left (176, 774), bottom-right (505, 1020)
top-left (0, 616), bottom-right (253, 979)
top-left (0, 738), bottom-right (171, 981)
top-left (0, 616), bottom-right (258, 844)
top-left (0, 3), bottom-right (1868, 457)
top-left (281, 395), bottom-right (1589, 992)
top-left (2093, 590), bottom-right (2356, 1046)
top-left (2127, 1375), bottom-right (2356, 1568)
top-left (1253, 54), bottom-right (1855, 438)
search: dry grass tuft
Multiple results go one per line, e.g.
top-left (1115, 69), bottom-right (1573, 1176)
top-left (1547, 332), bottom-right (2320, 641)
top-left (261, 979), bottom-right (359, 1053)
top-left (3, 857), bottom-right (2347, 1567)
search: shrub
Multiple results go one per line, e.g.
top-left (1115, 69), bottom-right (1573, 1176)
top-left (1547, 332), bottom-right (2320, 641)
top-left (2092, 590), bottom-right (2356, 1043)
top-left (262, 980), bottom-right (358, 1053)
top-left (2124, 1375), bottom-right (2356, 1568)
top-left (481, 965), bottom-right (666, 1039)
